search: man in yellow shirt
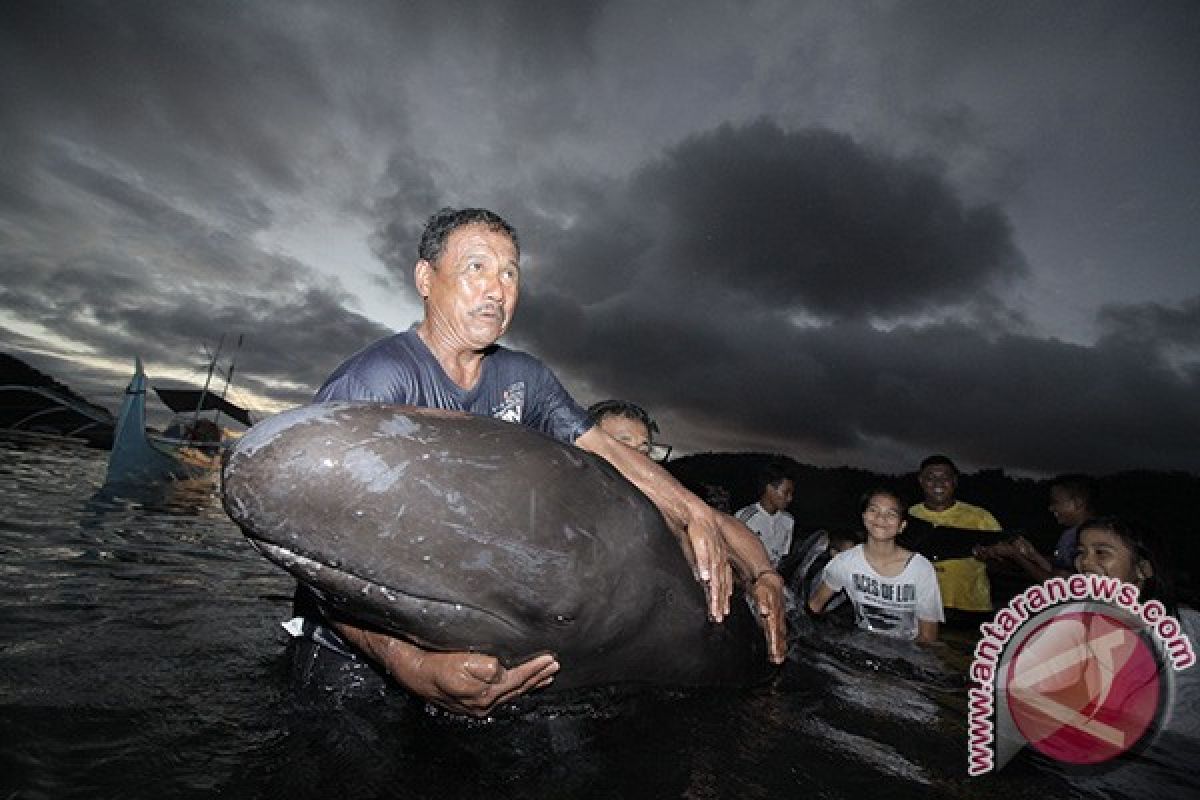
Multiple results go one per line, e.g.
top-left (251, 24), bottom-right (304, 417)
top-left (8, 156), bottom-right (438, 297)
top-left (908, 455), bottom-right (1001, 617)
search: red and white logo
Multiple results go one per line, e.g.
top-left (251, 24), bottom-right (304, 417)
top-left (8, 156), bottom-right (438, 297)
top-left (966, 576), bottom-right (1194, 777)
top-left (1005, 610), bottom-right (1163, 765)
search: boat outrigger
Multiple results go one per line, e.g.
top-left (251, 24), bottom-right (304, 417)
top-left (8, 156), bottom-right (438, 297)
top-left (105, 339), bottom-right (255, 486)
top-left (0, 353), bottom-right (116, 447)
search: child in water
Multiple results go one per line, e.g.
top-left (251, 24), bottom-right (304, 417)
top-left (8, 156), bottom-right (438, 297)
top-left (808, 488), bottom-right (944, 643)
top-left (1075, 517), bottom-right (1177, 612)
top-left (1042, 517), bottom-right (1199, 786)
top-left (1074, 517), bottom-right (1197, 670)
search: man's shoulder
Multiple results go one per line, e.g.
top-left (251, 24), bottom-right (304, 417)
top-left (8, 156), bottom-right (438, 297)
top-left (332, 331), bottom-right (419, 371)
top-left (908, 503), bottom-right (933, 521)
top-left (487, 342), bottom-right (552, 374)
top-left (1054, 525), bottom-right (1079, 547)
top-left (734, 503), bottom-right (763, 522)
top-left (315, 331), bottom-right (420, 402)
top-left (909, 501), bottom-right (999, 530)
top-left (949, 501), bottom-right (1001, 529)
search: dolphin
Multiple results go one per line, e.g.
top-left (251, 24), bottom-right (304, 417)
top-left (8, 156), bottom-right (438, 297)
top-left (222, 402), bottom-right (769, 692)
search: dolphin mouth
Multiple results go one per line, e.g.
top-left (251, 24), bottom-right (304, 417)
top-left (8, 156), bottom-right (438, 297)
top-left (251, 539), bottom-right (524, 635)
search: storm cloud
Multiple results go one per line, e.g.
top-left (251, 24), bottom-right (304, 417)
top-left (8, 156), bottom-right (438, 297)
top-left (1, 1), bottom-right (1197, 475)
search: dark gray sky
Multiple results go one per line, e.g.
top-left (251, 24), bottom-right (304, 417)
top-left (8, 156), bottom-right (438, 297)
top-left (2, 0), bottom-right (1197, 475)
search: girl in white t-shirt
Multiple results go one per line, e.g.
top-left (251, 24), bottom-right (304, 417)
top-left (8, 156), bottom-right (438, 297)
top-left (808, 488), bottom-right (944, 643)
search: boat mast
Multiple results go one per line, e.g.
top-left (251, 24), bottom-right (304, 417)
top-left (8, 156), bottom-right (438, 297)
top-left (218, 334), bottom-right (244, 405)
top-left (193, 334), bottom-right (225, 425)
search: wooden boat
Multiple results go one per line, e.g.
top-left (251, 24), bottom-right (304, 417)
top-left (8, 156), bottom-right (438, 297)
top-left (104, 347), bottom-right (254, 486)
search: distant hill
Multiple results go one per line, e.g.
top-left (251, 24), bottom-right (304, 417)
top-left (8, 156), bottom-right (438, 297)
top-left (667, 451), bottom-right (1200, 607)
top-left (0, 353), bottom-right (115, 447)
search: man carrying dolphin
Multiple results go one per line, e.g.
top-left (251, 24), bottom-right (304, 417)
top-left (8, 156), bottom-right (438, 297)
top-left (291, 207), bottom-right (787, 716)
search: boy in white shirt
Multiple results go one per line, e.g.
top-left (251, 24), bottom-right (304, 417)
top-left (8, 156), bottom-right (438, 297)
top-left (734, 461), bottom-right (795, 569)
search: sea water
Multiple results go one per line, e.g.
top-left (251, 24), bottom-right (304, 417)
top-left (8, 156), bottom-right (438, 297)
top-left (0, 436), bottom-right (1190, 799)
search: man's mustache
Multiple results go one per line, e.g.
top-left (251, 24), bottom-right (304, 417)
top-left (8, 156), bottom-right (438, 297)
top-left (469, 303), bottom-right (506, 324)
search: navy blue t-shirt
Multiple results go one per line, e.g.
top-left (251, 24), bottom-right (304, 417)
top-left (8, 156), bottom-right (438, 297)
top-left (314, 328), bottom-right (591, 444)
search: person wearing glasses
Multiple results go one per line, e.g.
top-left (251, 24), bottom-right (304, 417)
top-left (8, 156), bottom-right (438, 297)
top-left (808, 488), bottom-right (944, 643)
top-left (587, 398), bottom-right (789, 652)
top-left (585, 399), bottom-right (671, 462)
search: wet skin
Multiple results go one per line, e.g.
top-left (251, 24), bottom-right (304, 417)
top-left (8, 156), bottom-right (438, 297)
top-left (223, 403), bottom-right (772, 695)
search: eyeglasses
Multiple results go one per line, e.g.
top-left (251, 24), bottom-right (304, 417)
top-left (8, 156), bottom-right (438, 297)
top-left (648, 443), bottom-right (672, 463)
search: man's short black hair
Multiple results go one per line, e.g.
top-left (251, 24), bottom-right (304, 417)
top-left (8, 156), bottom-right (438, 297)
top-left (1051, 473), bottom-right (1094, 508)
top-left (919, 454), bottom-right (958, 474)
top-left (417, 207), bottom-right (520, 264)
top-left (756, 460), bottom-right (793, 497)
top-left (586, 399), bottom-right (659, 436)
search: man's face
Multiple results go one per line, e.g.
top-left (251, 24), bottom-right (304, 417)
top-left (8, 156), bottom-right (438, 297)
top-left (598, 415), bottom-right (652, 456)
top-left (763, 478), bottom-right (795, 513)
top-left (1048, 485), bottom-right (1084, 526)
top-left (918, 464), bottom-right (957, 509)
top-left (416, 224), bottom-right (520, 350)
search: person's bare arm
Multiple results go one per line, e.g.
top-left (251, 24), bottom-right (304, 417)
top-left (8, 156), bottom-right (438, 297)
top-left (976, 536), bottom-right (1057, 582)
top-left (916, 619), bottom-right (940, 644)
top-left (332, 621), bottom-right (558, 717)
top-left (807, 581), bottom-right (837, 615)
top-left (1010, 535), bottom-right (1057, 581)
top-left (576, 426), bottom-right (732, 622)
top-left (716, 512), bottom-right (787, 663)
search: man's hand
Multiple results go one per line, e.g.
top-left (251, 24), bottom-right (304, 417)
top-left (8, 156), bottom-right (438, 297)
top-left (748, 570), bottom-right (788, 664)
top-left (678, 502), bottom-right (734, 622)
top-left (973, 540), bottom-right (1015, 561)
top-left (332, 620), bottom-right (559, 717)
top-left (975, 534), bottom-right (1056, 582)
top-left (408, 649), bottom-right (559, 717)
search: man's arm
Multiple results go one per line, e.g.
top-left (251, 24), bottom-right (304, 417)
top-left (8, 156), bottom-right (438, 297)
top-left (716, 512), bottom-right (787, 663)
top-left (975, 536), bottom-right (1058, 582)
top-left (1010, 536), bottom-right (1058, 581)
top-left (331, 621), bottom-right (559, 717)
top-left (916, 619), bottom-right (940, 644)
top-left (576, 426), bottom-right (733, 622)
top-left (807, 582), bottom-right (837, 615)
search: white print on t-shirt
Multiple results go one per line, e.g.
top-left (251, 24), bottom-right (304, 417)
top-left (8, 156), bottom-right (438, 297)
top-left (852, 572), bottom-right (919, 633)
top-left (492, 381), bottom-right (525, 424)
top-left (822, 545), bottom-right (943, 640)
